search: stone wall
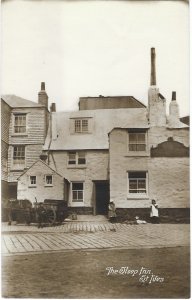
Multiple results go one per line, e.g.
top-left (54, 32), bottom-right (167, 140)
top-left (48, 150), bottom-right (109, 207)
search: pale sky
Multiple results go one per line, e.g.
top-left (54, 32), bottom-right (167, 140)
top-left (1, 0), bottom-right (189, 116)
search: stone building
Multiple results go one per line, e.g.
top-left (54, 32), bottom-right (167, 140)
top-left (1, 83), bottom-right (50, 202)
top-left (2, 48), bottom-right (189, 220)
top-left (17, 159), bottom-right (69, 204)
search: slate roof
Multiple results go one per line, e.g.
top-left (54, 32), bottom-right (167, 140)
top-left (180, 116), bottom-right (190, 126)
top-left (18, 159), bottom-right (63, 179)
top-left (43, 107), bottom-right (149, 151)
top-left (79, 96), bottom-right (146, 110)
top-left (1, 95), bottom-right (43, 108)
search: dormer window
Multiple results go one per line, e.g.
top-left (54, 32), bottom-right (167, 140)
top-left (128, 130), bottom-right (146, 151)
top-left (74, 119), bottom-right (88, 133)
top-left (14, 114), bottom-right (26, 133)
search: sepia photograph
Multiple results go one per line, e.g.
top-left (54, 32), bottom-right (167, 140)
top-left (1, 0), bottom-right (190, 298)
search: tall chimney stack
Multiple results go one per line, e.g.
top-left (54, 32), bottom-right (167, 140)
top-left (38, 82), bottom-right (48, 108)
top-left (172, 91), bottom-right (176, 101)
top-left (150, 48), bottom-right (156, 86)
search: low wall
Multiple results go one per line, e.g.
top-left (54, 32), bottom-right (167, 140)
top-left (115, 208), bottom-right (190, 223)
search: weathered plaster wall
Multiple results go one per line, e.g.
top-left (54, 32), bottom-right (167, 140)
top-left (47, 150), bottom-right (109, 207)
top-left (17, 161), bottom-right (64, 203)
top-left (109, 128), bottom-right (189, 209)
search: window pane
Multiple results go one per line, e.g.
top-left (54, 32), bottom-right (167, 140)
top-left (129, 133), bottom-right (137, 142)
top-left (75, 120), bottom-right (81, 132)
top-left (129, 172), bottom-right (146, 179)
top-left (82, 120), bottom-right (88, 132)
top-left (72, 191), bottom-right (77, 200)
top-left (129, 144), bottom-right (137, 151)
top-left (72, 183), bottom-right (83, 190)
top-left (129, 179), bottom-right (137, 189)
top-left (78, 158), bottom-right (86, 164)
top-left (137, 133), bottom-right (145, 142)
top-left (129, 132), bottom-right (146, 151)
top-left (14, 115), bottom-right (26, 133)
top-left (137, 144), bottom-right (146, 151)
top-left (13, 146), bottom-right (25, 164)
top-left (46, 176), bottom-right (52, 184)
top-left (30, 176), bottom-right (36, 184)
top-left (68, 152), bottom-right (76, 164)
top-left (138, 179), bottom-right (146, 189)
top-left (78, 191), bottom-right (83, 200)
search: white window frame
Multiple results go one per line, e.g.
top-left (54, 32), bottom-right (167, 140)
top-left (71, 182), bottom-right (84, 203)
top-left (29, 175), bottom-right (37, 187)
top-left (127, 171), bottom-right (148, 199)
top-left (12, 145), bottom-right (26, 169)
top-left (74, 119), bottom-right (89, 133)
top-left (13, 114), bottom-right (27, 134)
top-left (68, 151), bottom-right (86, 166)
top-left (45, 175), bottom-right (53, 186)
top-left (128, 131), bottom-right (146, 152)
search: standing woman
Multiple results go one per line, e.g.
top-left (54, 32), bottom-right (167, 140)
top-left (150, 199), bottom-right (159, 223)
top-left (108, 201), bottom-right (117, 223)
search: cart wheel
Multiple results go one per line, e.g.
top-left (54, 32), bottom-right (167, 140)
top-left (47, 209), bottom-right (56, 224)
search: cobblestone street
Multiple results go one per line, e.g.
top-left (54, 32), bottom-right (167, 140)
top-left (2, 223), bottom-right (189, 255)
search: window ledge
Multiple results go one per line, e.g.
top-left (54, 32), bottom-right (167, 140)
top-left (125, 152), bottom-right (150, 157)
top-left (28, 185), bottom-right (37, 188)
top-left (10, 168), bottom-right (25, 171)
top-left (67, 165), bottom-right (87, 169)
top-left (127, 196), bottom-right (149, 200)
top-left (44, 185), bottom-right (53, 187)
top-left (11, 134), bottom-right (28, 137)
top-left (71, 132), bottom-right (92, 135)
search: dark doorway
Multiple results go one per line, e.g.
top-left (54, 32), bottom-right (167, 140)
top-left (94, 181), bottom-right (109, 215)
top-left (8, 182), bottom-right (17, 200)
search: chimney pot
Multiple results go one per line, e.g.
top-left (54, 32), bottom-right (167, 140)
top-left (41, 82), bottom-right (45, 91)
top-left (172, 91), bottom-right (176, 101)
top-left (38, 82), bottom-right (48, 108)
top-left (51, 103), bottom-right (56, 112)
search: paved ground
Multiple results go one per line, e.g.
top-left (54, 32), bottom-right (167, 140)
top-left (2, 247), bottom-right (190, 298)
top-left (2, 223), bottom-right (189, 255)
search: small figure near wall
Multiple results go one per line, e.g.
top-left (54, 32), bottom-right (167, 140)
top-left (108, 200), bottom-right (117, 223)
top-left (135, 216), bottom-right (147, 224)
top-left (150, 199), bottom-right (159, 223)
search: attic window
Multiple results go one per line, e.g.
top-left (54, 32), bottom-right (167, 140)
top-left (74, 119), bottom-right (88, 133)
